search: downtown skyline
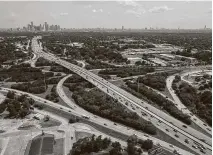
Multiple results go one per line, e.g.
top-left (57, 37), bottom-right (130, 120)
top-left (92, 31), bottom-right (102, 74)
top-left (0, 1), bottom-right (212, 29)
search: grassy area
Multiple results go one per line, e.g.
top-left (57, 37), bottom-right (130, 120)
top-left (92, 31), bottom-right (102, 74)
top-left (40, 118), bottom-right (61, 128)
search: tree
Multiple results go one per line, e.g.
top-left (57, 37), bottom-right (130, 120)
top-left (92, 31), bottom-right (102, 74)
top-left (127, 142), bottom-right (137, 155)
top-left (110, 141), bottom-right (122, 155)
top-left (141, 139), bottom-right (153, 150)
top-left (7, 91), bottom-right (15, 99)
top-left (135, 61), bottom-right (141, 66)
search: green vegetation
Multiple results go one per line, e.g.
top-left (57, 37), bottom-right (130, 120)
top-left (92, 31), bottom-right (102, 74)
top-left (70, 135), bottom-right (111, 155)
top-left (173, 49), bottom-right (212, 64)
top-left (127, 135), bottom-right (153, 155)
top-left (64, 74), bottom-right (156, 134)
top-left (173, 81), bottom-right (212, 126)
top-left (98, 74), bottom-right (111, 80)
top-left (138, 72), bottom-right (168, 91)
top-left (0, 91), bottom-right (35, 118)
top-left (46, 76), bottom-right (64, 84)
top-left (72, 87), bottom-right (157, 135)
top-left (85, 59), bottom-right (115, 70)
top-left (63, 74), bottom-right (95, 91)
top-left (50, 65), bottom-right (71, 73)
top-left (0, 36), bottom-right (30, 65)
top-left (64, 74), bottom-right (85, 83)
top-left (124, 81), bottom-right (191, 125)
top-left (45, 85), bottom-right (59, 103)
top-left (0, 63), bottom-right (53, 82)
top-left (35, 57), bottom-right (53, 66)
top-left (11, 79), bottom-right (47, 94)
top-left (99, 67), bottom-right (155, 78)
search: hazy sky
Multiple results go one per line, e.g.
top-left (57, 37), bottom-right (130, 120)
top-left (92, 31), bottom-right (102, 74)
top-left (0, 1), bottom-right (211, 29)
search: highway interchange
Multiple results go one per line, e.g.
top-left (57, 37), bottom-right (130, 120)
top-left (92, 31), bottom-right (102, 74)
top-left (29, 36), bottom-right (212, 154)
top-left (0, 35), bottom-right (211, 155)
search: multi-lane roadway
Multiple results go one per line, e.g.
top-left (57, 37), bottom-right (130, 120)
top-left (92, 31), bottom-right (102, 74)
top-left (0, 87), bottom-right (194, 155)
top-left (31, 36), bottom-right (212, 154)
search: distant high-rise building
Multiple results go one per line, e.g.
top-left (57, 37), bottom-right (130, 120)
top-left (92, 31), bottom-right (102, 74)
top-left (122, 26), bottom-right (124, 30)
top-left (24, 21), bottom-right (61, 31)
top-left (54, 25), bottom-right (58, 31)
top-left (44, 22), bottom-right (49, 31)
top-left (57, 25), bottom-right (60, 30)
top-left (27, 24), bottom-right (31, 31)
top-left (30, 21), bottom-right (34, 31)
top-left (39, 24), bottom-right (42, 31)
top-left (204, 25), bottom-right (207, 29)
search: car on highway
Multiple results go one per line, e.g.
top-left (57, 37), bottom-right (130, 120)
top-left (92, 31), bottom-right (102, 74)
top-left (200, 149), bottom-right (206, 154)
top-left (182, 125), bottom-right (187, 128)
top-left (141, 113), bottom-right (147, 116)
top-left (207, 128), bottom-right (211, 131)
top-left (199, 139), bottom-right (206, 143)
top-left (104, 123), bottom-right (107, 126)
top-left (173, 129), bottom-right (177, 132)
top-left (169, 144), bottom-right (173, 148)
top-left (192, 145), bottom-right (198, 149)
top-left (82, 115), bottom-right (90, 119)
top-left (144, 134), bottom-right (149, 137)
top-left (184, 139), bottom-right (189, 144)
top-left (114, 123), bottom-right (117, 125)
top-left (169, 121), bottom-right (174, 125)
top-left (174, 134), bottom-right (179, 138)
top-left (165, 129), bottom-right (169, 132)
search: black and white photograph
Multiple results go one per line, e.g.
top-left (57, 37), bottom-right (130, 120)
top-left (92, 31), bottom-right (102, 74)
top-left (0, 0), bottom-right (212, 155)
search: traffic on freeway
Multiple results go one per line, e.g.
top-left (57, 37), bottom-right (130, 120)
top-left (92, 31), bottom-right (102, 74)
top-left (31, 36), bottom-right (212, 155)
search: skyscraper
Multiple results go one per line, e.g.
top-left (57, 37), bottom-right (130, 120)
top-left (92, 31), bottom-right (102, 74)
top-left (44, 22), bottom-right (49, 31)
top-left (31, 21), bottom-right (34, 31)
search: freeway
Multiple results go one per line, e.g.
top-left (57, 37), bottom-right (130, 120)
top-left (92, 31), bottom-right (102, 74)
top-left (166, 71), bottom-right (212, 136)
top-left (0, 87), bottom-right (194, 155)
top-left (32, 36), bottom-right (211, 154)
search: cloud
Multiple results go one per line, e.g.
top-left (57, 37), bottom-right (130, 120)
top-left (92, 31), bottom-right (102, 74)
top-left (84, 5), bottom-right (92, 8)
top-left (149, 5), bottom-right (173, 13)
top-left (92, 9), bottom-right (103, 13)
top-left (117, 0), bottom-right (145, 17)
top-left (60, 12), bottom-right (69, 16)
top-left (117, 0), bottom-right (139, 7)
top-left (125, 8), bottom-right (145, 17)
